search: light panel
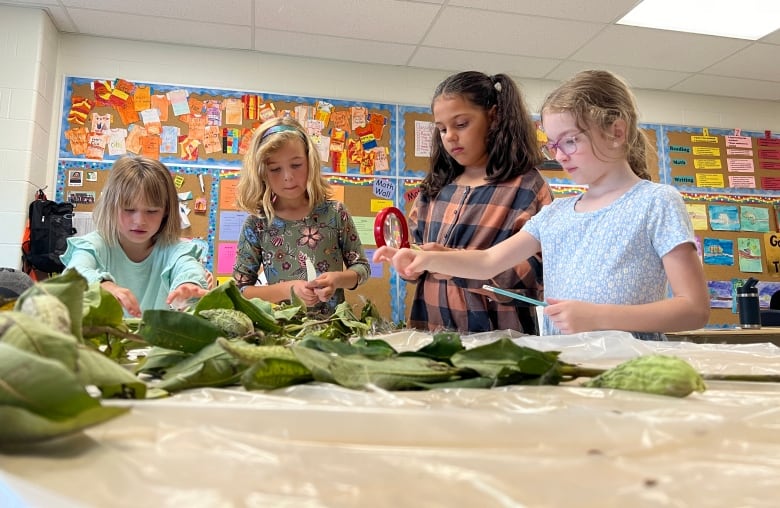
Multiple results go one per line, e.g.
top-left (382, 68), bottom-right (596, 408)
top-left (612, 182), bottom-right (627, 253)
top-left (617, 0), bottom-right (780, 40)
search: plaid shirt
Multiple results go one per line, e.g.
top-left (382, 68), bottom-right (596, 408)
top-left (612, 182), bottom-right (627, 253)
top-left (407, 170), bottom-right (552, 333)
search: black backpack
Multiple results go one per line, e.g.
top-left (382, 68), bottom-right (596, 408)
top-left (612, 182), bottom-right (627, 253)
top-left (22, 189), bottom-right (77, 275)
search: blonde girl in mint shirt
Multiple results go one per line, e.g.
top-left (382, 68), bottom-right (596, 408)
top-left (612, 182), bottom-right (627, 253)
top-left (61, 156), bottom-right (209, 317)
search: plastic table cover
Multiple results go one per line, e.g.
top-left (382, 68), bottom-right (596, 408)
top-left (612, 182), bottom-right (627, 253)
top-left (2, 330), bottom-right (779, 507)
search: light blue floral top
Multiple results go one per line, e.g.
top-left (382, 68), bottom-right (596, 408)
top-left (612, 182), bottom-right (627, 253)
top-left (523, 180), bottom-right (694, 340)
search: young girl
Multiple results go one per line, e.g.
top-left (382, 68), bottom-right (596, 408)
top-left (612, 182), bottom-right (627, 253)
top-left (376, 70), bottom-right (710, 340)
top-left (61, 156), bottom-right (209, 317)
top-left (232, 116), bottom-right (369, 314)
top-left (405, 71), bottom-right (553, 333)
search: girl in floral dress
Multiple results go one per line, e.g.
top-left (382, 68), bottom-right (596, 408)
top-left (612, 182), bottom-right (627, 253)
top-left (233, 117), bottom-right (369, 314)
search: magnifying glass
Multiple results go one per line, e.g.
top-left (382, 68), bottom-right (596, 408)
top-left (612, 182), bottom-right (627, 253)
top-left (374, 206), bottom-right (411, 249)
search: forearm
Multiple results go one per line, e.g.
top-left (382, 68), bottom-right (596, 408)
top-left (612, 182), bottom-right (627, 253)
top-left (240, 280), bottom-right (295, 303)
top-left (592, 297), bottom-right (710, 333)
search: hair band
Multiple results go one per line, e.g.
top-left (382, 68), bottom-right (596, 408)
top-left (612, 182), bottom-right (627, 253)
top-left (260, 124), bottom-right (305, 144)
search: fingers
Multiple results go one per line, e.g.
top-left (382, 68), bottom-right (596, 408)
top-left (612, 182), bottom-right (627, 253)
top-left (372, 246), bottom-right (398, 263)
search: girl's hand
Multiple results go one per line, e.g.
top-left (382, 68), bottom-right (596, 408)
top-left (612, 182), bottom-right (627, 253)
top-left (305, 271), bottom-right (354, 303)
top-left (101, 281), bottom-right (142, 318)
top-left (167, 282), bottom-right (208, 310)
top-left (204, 270), bottom-right (215, 290)
top-left (544, 298), bottom-right (599, 334)
top-left (372, 246), bottom-right (398, 263)
top-left (291, 280), bottom-right (319, 307)
top-left (391, 248), bottom-right (426, 279)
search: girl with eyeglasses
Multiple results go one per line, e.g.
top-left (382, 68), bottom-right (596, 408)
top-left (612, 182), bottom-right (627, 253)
top-left (375, 70), bottom-right (709, 339)
top-left (402, 71), bottom-right (553, 334)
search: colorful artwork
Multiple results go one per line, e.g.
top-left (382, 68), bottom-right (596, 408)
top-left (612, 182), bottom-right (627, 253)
top-left (703, 237), bottom-right (733, 266)
top-left (707, 280), bottom-right (733, 308)
top-left (737, 237), bottom-right (763, 272)
top-left (739, 205), bottom-right (770, 232)
top-left (708, 204), bottom-right (740, 231)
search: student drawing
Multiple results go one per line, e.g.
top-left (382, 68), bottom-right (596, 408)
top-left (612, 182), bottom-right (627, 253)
top-left (708, 204), bottom-right (740, 231)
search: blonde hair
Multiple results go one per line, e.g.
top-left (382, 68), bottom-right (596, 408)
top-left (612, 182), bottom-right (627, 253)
top-left (236, 116), bottom-right (331, 221)
top-left (94, 156), bottom-right (182, 246)
top-left (541, 69), bottom-right (652, 180)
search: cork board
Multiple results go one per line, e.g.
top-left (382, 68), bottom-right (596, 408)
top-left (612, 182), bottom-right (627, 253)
top-left (666, 128), bottom-right (780, 191)
top-left (684, 193), bottom-right (780, 326)
top-left (60, 163), bottom-right (213, 242)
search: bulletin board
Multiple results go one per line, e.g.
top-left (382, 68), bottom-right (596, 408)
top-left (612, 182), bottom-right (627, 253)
top-left (683, 192), bottom-right (780, 326)
top-left (665, 126), bottom-right (780, 192)
top-left (59, 77), bottom-right (396, 175)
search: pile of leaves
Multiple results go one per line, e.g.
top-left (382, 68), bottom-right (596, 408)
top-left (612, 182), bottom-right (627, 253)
top-left (3, 271), bottom-right (778, 446)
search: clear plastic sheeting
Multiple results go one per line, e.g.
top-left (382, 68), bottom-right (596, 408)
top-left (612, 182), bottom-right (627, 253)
top-left (2, 330), bottom-right (779, 507)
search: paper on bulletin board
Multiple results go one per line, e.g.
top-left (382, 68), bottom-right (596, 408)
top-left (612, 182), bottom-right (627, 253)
top-left (696, 173), bottom-right (725, 187)
top-left (371, 199), bottom-right (394, 212)
top-left (218, 211), bottom-right (249, 241)
top-left (217, 243), bottom-right (238, 275)
top-left (685, 203), bottom-right (707, 230)
top-left (219, 178), bottom-right (240, 210)
top-left (414, 120), bottom-right (433, 157)
top-left (352, 216), bottom-right (375, 246)
top-left (763, 232), bottom-right (780, 277)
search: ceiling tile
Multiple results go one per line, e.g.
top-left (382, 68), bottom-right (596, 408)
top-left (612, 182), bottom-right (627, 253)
top-left (704, 43), bottom-right (780, 81)
top-left (409, 46), bottom-right (559, 78)
top-left (424, 6), bottom-right (603, 58)
top-left (446, 0), bottom-right (639, 23)
top-left (254, 0), bottom-right (441, 44)
top-left (760, 29), bottom-right (780, 44)
top-left (572, 25), bottom-right (752, 73)
top-left (66, 8), bottom-right (252, 49)
top-left (42, 5), bottom-right (77, 33)
top-left (62, 0), bottom-right (253, 26)
top-left (254, 28), bottom-right (416, 66)
top-left (672, 74), bottom-right (780, 102)
top-left (545, 61), bottom-right (693, 91)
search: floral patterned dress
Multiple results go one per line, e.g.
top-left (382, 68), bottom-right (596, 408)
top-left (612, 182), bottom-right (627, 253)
top-left (233, 200), bottom-right (370, 314)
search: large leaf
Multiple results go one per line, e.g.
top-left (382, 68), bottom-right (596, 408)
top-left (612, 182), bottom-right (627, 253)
top-left (450, 337), bottom-right (565, 385)
top-left (14, 269), bottom-right (88, 340)
top-left (76, 345), bottom-right (147, 399)
top-left (137, 309), bottom-right (223, 353)
top-left (156, 342), bottom-right (246, 392)
top-left (0, 311), bottom-right (79, 372)
top-left (240, 358), bottom-right (313, 391)
top-left (328, 355), bottom-right (463, 390)
top-left (398, 331), bottom-right (464, 361)
top-left (0, 343), bottom-right (100, 420)
top-left (135, 346), bottom-right (192, 375)
top-left (82, 282), bottom-right (126, 333)
top-left (0, 404), bottom-right (129, 446)
top-left (194, 280), bottom-right (281, 333)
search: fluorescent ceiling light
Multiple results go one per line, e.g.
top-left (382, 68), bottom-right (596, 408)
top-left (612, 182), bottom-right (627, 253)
top-left (617, 0), bottom-right (780, 40)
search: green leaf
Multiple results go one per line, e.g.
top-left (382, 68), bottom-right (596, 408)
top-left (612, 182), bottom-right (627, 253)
top-left (0, 343), bottom-right (100, 420)
top-left (135, 346), bottom-right (192, 376)
top-left (82, 282), bottom-right (126, 333)
top-left (240, 357), bottom-right (313, 390)
top-left (0, 311), bottom-right (79, 372)
top-left (273, 305), bottom-right (304, 322)
top-left (290, 343), bottom-right (339, 383)
top-left (75, 345), bottom-right (147, 399)
top-left (450, 337), bottom-right (564, 385)
top-left (194, 280), bottom-right (282, 333)
top-left (137, 309), bottom-right (223, 353)
top-left (0, 404), bottom-right (129, 446)
top-left (15, 269), bottom-right (88, 340)
top-left (329, 355), bottom-right (462, 390)
top-left (399, 331), bottom-right (464, 361)
top-left (156, 342), bottom-right (246, 392)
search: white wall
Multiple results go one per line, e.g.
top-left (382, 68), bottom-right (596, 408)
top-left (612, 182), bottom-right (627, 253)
top-left (0, 6), bottom-right (58, 269)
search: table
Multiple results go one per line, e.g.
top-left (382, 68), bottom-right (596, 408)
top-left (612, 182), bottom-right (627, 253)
top-left (667, 326), bottom-right (780, 346)
top-left (2, 330), bottom-right (779, 507)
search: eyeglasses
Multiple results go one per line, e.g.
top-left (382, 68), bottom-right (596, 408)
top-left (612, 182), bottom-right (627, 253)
top-left (542, 132), bottom-right (585, 158)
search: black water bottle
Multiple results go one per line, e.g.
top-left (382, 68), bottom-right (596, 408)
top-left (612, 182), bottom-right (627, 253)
top-left (737, 278), bottom-right (761, 329)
